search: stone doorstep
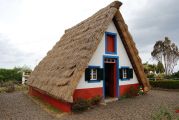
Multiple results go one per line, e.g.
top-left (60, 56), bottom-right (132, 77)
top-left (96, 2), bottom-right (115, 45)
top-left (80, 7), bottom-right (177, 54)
top-left (100, 97), bottom-right (118, 105)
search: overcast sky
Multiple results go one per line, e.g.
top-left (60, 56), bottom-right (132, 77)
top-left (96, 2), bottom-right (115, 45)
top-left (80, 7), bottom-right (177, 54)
top-left (0, 0), bottom-right (179, 71)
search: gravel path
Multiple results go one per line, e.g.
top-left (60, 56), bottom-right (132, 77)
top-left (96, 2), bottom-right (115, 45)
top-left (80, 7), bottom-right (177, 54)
top-left (0, 90), bottom-right (179, 120)
top-left (61, 90), bottom-right (179, 120)
top-left (0, 92), bottom-right (57, 120)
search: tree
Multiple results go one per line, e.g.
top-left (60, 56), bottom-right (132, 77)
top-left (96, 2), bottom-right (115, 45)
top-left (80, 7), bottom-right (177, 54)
top-left (156, 61), bottom-right (165, 74)
top-left (151, 37), bottom-right (179, 75)
top-left (143, 62), bottom-right (157, 74)
top-left (0, 68), bottom-right (22, 82)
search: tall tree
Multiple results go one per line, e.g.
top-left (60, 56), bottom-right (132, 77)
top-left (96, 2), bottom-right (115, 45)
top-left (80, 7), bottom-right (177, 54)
top-left (151, 37), bottom-right (179, 75)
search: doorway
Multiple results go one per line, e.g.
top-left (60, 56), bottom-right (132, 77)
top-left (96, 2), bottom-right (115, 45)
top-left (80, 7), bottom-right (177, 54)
top-left (104, 57), bottom-right (118, 98)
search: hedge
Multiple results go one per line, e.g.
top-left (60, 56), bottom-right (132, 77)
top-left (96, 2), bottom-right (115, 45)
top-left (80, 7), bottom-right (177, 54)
top-left (150, 80), bottom-right (179, 89)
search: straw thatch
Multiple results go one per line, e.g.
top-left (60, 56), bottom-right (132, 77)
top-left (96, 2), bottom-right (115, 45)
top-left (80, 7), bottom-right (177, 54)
top-left (28, 1), bottom-right (150, 103)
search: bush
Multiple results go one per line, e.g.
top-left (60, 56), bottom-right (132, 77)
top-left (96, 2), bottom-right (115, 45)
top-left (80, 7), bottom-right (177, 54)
top-left (0, 68), bottom-right (22, 83)
top-left (124, 86), bottom-right (138, 98)
top-left (150, 80), bottom-right (179, 89)
top-left (0, 81), bottom-right (28, 93)
top-left (15, 85), bottom-right (28, 91)
top-left (151, 107), bottom-right (172, 120)
top-left (72, 98), bottom-right (90, 112)
top-left (0, 87), bottom-right (6, 93)
top-left (138, 86), bottom-right (145, 95)
top-left (147, 73), bottom-right (156, 79)
top-left (72, 96), bottom-right (102, 113)
top-left (155, 74), bottom-right (165, 80)
top-left (90, 95), bottom-right (102, 105)
top-left (4, 81), bottom-right (15, 93)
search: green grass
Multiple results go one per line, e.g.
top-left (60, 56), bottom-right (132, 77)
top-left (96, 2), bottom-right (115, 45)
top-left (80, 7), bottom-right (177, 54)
top-left (32, 96), bottom-right (61, 113)
top-left (45, 103), bottom-right (61, 113)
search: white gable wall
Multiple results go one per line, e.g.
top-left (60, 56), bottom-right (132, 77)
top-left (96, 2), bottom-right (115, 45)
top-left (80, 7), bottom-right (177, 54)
top-left (76, 21), bottom-right (138, 89)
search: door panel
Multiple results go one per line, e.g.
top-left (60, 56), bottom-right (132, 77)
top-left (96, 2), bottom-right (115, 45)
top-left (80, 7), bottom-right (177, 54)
top-left (104, 58), bottom-right (117, 97)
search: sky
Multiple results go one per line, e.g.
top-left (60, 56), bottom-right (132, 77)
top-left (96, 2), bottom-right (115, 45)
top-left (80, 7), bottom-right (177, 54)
top-left (0, 0), bottom-right (179, 71)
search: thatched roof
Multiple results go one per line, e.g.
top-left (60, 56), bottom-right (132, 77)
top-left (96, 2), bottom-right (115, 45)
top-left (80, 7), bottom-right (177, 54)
top-left (28, 1), bottom-right (150, 103)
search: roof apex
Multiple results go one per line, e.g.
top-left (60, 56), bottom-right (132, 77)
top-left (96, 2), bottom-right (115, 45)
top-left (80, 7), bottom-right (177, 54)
top-left (109, 1), bottom-right (122, 9)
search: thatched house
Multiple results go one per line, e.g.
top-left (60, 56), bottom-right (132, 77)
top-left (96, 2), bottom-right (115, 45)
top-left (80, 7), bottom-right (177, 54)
top-left (28, 1), bottom-right (150, 112)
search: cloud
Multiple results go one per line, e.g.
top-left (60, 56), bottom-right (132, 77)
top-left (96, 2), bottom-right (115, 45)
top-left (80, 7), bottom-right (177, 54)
top-left (0, 34), bottom-right (38, 68)
top-left (0, 0), bottom-right (178, 71)
top-left (126, 0), bottom-right (179, 47)
top-left (122, 0), bottom-right (179, 71)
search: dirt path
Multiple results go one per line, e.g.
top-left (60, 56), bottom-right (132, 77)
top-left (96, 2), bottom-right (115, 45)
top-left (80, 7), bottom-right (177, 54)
top-left (0, 90), bottom-right (179, 120)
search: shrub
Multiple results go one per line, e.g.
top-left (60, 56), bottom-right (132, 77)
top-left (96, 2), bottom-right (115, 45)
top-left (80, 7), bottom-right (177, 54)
top-left (155, 74), bottom-right (165, 80)
top-left (15, 85), bottom-right (28, 91)
top-left (150, 80), bottom-right (179, 89)
top-left (0, 68), bottom-right (22, 83)
top-left (147, 73), bottom-right (156, 79)
top-left (90, 95), bottom-right (102, 105)
top-left (164, 72), bottom-right (179, 80)
top-left (72, 98), bottom-right (90, 112)
top-left (138, 86), bottom-right (145, 95)
top-left (151, 107), bottom-right (172, 120)
top-left (72, 96), bottom-right (102, 113)
top-left (4, 81), bottom-right (15, 93)
top-left (124, 86), bottom-right (138, 98)
top-left (0, 87), bottom-right (6, 93)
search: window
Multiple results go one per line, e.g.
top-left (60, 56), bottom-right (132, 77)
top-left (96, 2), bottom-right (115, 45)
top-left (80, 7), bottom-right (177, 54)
top-left (105, 32), bottom-right (117, 54)
top-left (90, 69), bottom-right (97, 80)
top-left (119, 67), bottom-right (133, 80)
top-left (104, 58), bottom-right (116, 63)
top-left (85, 66), bottom-right (103, 82)
top-left (122, 68), bottom-right (127, 79)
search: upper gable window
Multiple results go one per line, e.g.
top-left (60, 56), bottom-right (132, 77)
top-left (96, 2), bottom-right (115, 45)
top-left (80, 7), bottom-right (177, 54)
top-left (105, 32), bottom-right (117, 54)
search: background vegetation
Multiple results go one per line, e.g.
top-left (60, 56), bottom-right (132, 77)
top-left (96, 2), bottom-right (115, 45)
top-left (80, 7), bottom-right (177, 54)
top-left (151, 37), bottom-right (179, 75)
top-left (0, 66), bottom-right (31, 93)
top-left (0, 66), bottom-right (31, 84)
top-left (150, 80), bottom-right (179, 89)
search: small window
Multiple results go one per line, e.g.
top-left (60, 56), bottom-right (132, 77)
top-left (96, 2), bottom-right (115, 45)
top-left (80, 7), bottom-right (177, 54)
top-left (104, 58), bottom-right (116, 63)
top-left (122, 68), bottom-right (127, 79)
top-left (105, 32), bottom-right (117, 54)
top-left (119, 67), bottom-right (133, 80)
top-left (90, 69), bottom-right (97, 80)
top-left (85, 67), bottom-right (103, 82)
top-left (107, 35), bottom-right (115, 52)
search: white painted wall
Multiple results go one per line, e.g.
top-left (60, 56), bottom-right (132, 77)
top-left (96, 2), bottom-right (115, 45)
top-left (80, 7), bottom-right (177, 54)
top-left (76, 21), bottom-right (139, 89)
